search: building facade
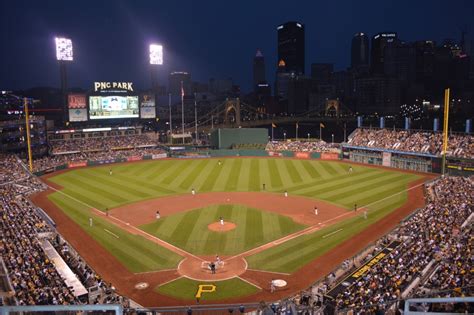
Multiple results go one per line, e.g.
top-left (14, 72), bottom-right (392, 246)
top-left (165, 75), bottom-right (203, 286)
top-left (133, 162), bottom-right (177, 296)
top-left (253, 49), bottom-right (266, 91)
top-left (277, 21), bottom-right (305, 75)
top-left (351, 32), bottom-right (369, 69)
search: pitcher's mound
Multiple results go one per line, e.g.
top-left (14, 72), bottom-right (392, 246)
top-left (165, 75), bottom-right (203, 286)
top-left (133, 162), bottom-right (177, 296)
top-left (208, 222), bottom-right (236, 232)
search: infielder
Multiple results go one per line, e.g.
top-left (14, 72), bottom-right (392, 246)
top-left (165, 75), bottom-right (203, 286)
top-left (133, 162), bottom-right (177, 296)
top-left (191, 188), bottom-right (196, 196)
top-left (314, 206), bottom-right (318, 215)
top-left (284, 190), bottom-right (288, 197)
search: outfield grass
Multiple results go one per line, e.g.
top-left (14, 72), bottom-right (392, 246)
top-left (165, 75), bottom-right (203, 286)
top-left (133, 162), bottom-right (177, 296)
top-left (156, 277), bottom-right (260, 301)
top-left (140, 204), bottom-right (305, 255)
top-left (46, 158), bottom-right (422, 274)
top-left (47, 159), bottom-right (418, 212)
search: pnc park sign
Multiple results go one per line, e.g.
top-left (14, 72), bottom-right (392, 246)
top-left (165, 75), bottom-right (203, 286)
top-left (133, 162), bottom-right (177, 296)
top-left (94, 81), bottom-right (134, 92)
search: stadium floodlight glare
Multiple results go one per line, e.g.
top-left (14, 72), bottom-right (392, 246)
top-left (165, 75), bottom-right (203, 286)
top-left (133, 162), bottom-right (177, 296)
top-left (149, 44), bottom-right (163, 65)
top-left (55, 37), bottom-right (73, 61)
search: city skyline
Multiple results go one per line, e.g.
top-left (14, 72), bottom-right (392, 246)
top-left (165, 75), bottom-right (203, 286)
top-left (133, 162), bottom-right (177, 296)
top-left (1, 0), bottom-right (474, 92)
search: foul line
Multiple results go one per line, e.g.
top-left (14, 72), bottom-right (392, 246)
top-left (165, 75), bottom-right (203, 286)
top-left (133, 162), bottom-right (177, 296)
top-left (158, 276), bottom-right (183, 287)
top-left (104, 229), bottom-right (119, 238)
top-left (237, 276), bottom-right (262, 290)
top-left (246, 268), bottom-right (290, 276)
top-left (134, 268), bottom-right (177, 275)
top-left (360, 181), bottom-right (426, 212)
top-left (44, 184), bottom-right (204, 262)
top-left (322, 228), bottom-right (343, 239)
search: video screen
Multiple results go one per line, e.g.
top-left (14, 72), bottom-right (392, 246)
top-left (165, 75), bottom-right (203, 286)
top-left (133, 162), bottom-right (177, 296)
top-left (89, 96), bottom-right (139, 119)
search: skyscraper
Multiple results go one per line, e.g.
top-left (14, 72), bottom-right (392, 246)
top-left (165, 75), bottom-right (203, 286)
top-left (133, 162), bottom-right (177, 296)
top-left (253, 49), bottom-right (266, 90)
top-left (277, 21), bottom-right (305, 75)
top-left (351, 33), bottom-right (369, 68)
top-left (371, 32), bottom-right (399, 74)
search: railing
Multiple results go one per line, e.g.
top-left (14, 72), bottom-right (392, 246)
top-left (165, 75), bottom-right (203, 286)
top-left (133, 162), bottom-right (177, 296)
top-left (404, 297), bottom-right (474, 314)
top-left (0, 304), bottom-right (123, 315)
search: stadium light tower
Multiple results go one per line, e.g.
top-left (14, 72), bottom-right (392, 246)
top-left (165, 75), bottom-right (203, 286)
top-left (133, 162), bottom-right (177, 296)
top-left (149, 44), bottom-right (163, 88)
top-left (149, 44), bottom-right (163, 131)
top-left (55, 37), bottom-right (74, 124)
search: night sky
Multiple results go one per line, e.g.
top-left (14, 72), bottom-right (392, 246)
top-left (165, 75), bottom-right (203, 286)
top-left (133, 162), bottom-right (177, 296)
top-left (1, 0), bottom-right (473, 92)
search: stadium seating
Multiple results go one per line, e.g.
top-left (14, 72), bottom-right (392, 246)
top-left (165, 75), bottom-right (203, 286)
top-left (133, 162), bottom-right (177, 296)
top-left (348, 128), bottom-right (474, 158)
top-left (266, 140), bottom-right (339, 152)
top-left (0, 155), bottom-right (128, 306)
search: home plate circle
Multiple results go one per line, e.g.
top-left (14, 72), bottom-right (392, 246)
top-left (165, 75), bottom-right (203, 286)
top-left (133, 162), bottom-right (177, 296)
top-left (273, 279), bottom-right (287, 287)
top-left (134, 282), bottom-right (149, 290)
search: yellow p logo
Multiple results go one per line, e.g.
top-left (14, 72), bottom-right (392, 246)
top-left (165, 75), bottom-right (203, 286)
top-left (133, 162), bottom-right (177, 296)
top-left (195, 284), bottom-right (216, 299)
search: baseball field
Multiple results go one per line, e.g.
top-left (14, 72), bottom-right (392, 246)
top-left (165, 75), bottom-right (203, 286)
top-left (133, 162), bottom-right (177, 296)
top-left (32, 157), bottom-right (431, 306)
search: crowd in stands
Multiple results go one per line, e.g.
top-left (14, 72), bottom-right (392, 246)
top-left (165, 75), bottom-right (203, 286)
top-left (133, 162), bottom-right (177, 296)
top-left (0, 155), bottom-right (30, 184)
top-left (266, 140), bottom-right (339, 153)
top-left (348, 128), bottom-right (474, 158)
top-left (281, 176), bottom-right (473, 313)
top-left (0, 155), bottom-right (127, 306)
top-left (50, 135), bottom-right (155, 154)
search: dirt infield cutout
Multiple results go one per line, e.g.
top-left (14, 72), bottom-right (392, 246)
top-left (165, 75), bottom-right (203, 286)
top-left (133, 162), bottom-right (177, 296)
top-left (208, 221), bottom-right (237, 232)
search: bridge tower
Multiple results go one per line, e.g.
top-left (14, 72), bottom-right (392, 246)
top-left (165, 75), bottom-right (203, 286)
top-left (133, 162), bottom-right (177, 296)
top-left (224, 98), bottom-right (241, 126)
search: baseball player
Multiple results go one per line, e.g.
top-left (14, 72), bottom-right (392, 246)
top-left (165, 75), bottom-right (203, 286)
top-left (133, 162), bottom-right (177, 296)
top-left (314, 206), bottom-right (318, 215)
top-left (349, 166), bottom-right (353, 173)
top-left (284, 190), bottom-right (288, 197)
top-left (270, 279), bottom-right (276, 293)
top-left (89, 217), bottom-right (93, 227)
top-left (191, 188), bottom-right (196, 196)
top-left (109, 168), bottom-right (113, 175)
top-left (156, 210), bottom-right (161, 220)
top-left (220, 216), bottom-right (224, 226)
top-left (364, 210), bottom-right (367, 220)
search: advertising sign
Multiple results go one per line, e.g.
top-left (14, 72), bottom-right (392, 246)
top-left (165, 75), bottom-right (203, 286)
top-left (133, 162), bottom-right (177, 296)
top-left (321, 152), bottom-right (339, 160)
top-left (295, 152), bottom-right (310, 159)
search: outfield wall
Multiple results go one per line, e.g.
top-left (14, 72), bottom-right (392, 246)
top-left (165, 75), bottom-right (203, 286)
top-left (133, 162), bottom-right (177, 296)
top-left (210, 128), bottom-right (268, 149)
top-left (33, 150), bottom-right (343, 175)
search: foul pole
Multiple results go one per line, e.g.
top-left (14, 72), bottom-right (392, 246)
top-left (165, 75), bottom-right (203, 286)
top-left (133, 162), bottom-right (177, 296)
top-left (24, 98), bottom-right (33, 172)
top-left (441, 88), bottom-right (450, 176)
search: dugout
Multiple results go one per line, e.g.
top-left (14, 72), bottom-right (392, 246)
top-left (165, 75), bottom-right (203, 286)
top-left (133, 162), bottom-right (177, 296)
top-left (210, 128), bottom-right (268, 149)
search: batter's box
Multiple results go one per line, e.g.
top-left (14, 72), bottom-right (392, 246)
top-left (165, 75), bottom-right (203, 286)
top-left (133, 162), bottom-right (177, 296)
top-left (201, 261), bottom-right (225, 270)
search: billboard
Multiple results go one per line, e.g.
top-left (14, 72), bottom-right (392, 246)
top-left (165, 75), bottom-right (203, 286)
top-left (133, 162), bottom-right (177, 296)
top-left (89, 96), bottom-right (139, 119)
top-left (140, 94), bottom-right (156, 119)
top-left (68, 94), bottom-right (87, 122)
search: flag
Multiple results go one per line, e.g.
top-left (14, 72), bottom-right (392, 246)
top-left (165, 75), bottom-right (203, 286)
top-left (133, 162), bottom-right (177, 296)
top-left (272, 123), bottom-right (277, 128)
top-left (320, 123), bottom-right (325, 128)
top-left (181, 81), bottom-right (184, 98)
top-left (296, 122), bottom-right (299, 128)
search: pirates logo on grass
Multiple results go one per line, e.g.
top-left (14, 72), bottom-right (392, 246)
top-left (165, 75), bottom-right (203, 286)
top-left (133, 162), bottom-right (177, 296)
top-left (195, 284), bottom-right (216, 300)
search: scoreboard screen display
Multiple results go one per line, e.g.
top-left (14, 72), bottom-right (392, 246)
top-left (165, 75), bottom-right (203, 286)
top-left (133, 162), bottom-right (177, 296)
top-left (89, 96), bottom-right (139, 119)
